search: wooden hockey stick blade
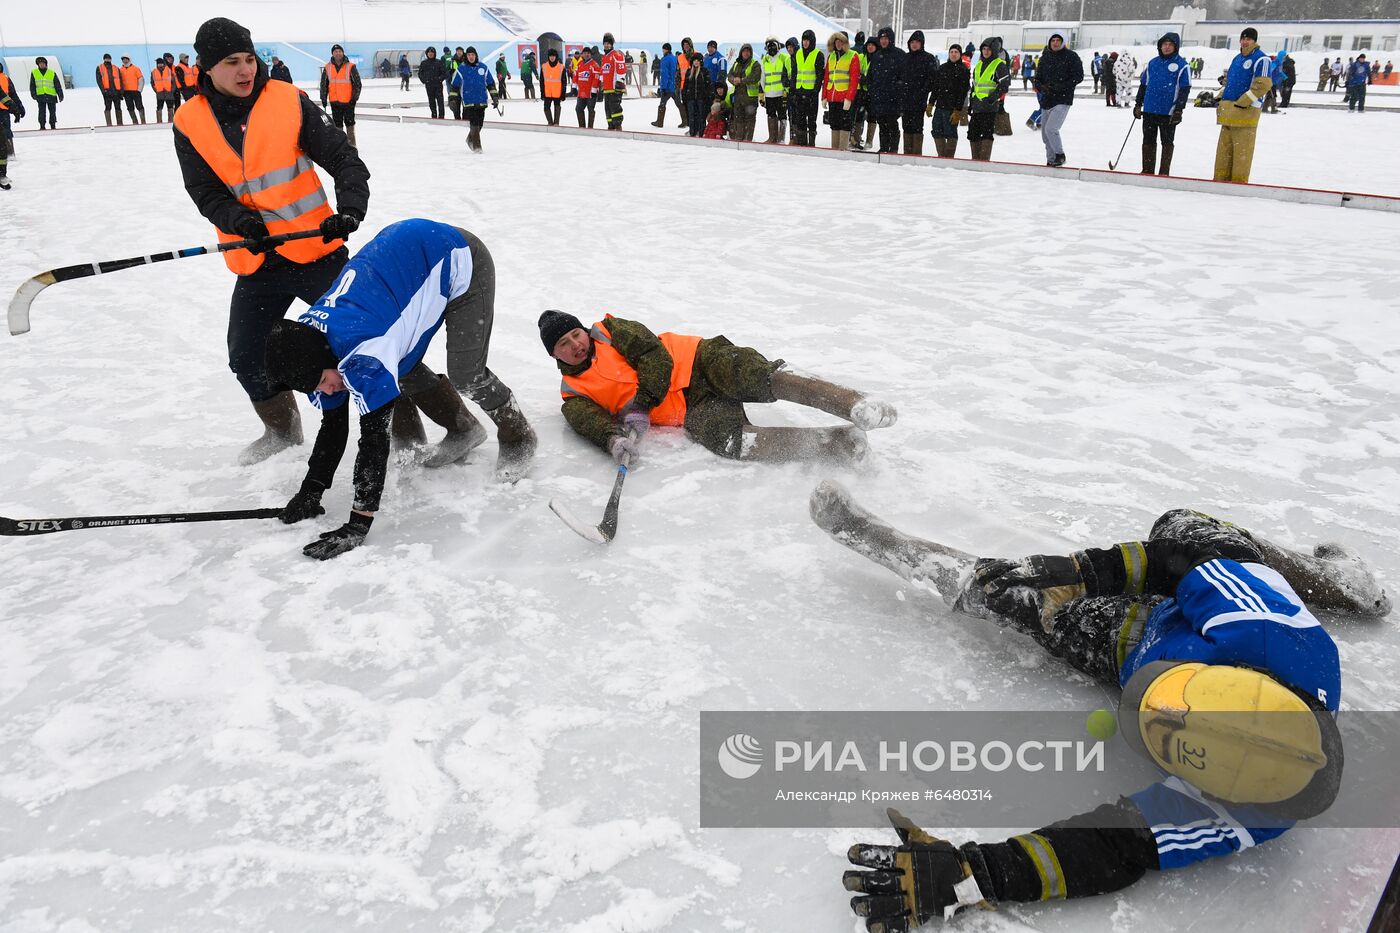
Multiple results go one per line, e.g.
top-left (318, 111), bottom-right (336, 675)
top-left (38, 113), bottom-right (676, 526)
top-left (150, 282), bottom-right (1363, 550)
top-left (548, 498), bottom-right (609, 545)
top-left (8, 273), bottom-right (56, 336)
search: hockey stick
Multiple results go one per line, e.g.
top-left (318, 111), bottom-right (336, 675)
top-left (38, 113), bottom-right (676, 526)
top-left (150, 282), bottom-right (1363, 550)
top-left (548, 431), bottom-right (637, 545)
top-left (0, 507), bottom-right (281, 537)
top-left (8, 228), bottom-right (327, 336)
top-left (1107, 114), bottom-right (1139, 170)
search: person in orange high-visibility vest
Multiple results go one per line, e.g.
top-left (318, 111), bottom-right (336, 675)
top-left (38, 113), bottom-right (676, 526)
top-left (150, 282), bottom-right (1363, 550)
top-left (95, 53), bottom-right (125, 125)
top-left (151, 57), bottom-right (179, 123)
top-left (540, 48), bottom-right (568, 125)
top-left (0, 61), bottom-right (25, 188)
top-left (319, 44), bottom-right (362, 146)
top-left (118, 54), bottom-right (147, 123)
top-left (176, 53), bottom-right (200, 102)
top-left (173, 18), bottom-right (384, 464)
top-left (538, 312), bottom-right (896, 465)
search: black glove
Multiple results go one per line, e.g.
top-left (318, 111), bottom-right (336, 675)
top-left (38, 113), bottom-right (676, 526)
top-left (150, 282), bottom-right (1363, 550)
top-left (302, 512), bottom-right (373, 560)
top-left (973, 554), bottom-right (1085, 629)
top-left (319, 212), bottom-right (360, 244)
top-left (1170, 109), bottom-right (1183, 125)
top-left (845, 809), bottom-right (991, 931)
top-left (232, 213), bottom-right (273, 254)
top-left (280, 479), bottom-right (326, 524)
top-left (1133, 103), bottom-right (1143, 119)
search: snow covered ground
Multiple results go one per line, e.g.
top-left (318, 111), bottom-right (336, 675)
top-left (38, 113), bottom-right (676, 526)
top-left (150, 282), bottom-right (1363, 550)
top-left (1, 111), bottom-right (1398, 933)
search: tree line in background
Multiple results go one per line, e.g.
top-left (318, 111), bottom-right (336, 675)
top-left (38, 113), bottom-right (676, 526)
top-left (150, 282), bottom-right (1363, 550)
top-left (808, 0), bottom-right (1399, 29)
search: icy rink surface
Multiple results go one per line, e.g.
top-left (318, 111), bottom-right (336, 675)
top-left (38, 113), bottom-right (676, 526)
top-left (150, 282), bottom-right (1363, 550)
top-left (0, 121), bottom-right (1398, 932)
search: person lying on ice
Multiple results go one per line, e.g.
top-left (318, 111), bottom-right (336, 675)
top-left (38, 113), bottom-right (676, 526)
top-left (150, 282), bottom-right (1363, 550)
top-left (536, 311), bottom-right (897, 464)
top-left (263, 218), bottom-right (537, 559)
top-left (809, 482), bottom-right (1389, 930)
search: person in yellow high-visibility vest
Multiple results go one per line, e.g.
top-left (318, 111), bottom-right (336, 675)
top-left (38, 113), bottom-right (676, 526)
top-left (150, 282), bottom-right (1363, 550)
top-left (789, 29), bottom-right (825, 147)
top-left (28, 56), bottom-right (63, 130)
top-left (967, 38), bottom-right (1010, 160)
top-left (822, 33), bottom-right (860, 151)
top-left (759, 36), bottom-right (791, 143)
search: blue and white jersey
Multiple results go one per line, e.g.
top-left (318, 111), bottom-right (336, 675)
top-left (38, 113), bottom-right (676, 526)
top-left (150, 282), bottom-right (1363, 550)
top-left (1139, 52), bottom-right (1190, 114)
top-left (452, 61), bottom-right (496, 105)
top-left (1121, 559), bottom-right (1341, 711)
top-left (296, 219), bottom-right (472, 415)
top-left (1129, 777), bottom-right (1289, 870)
top-left (1221, 47), bottom-right (1270, 104)
top-left (1120, 558), bottom-right (1340, 871)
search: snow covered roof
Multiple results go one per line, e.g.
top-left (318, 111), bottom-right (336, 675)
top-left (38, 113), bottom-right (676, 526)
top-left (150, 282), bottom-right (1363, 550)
top-left (4, 0), bottom-right (839, 46)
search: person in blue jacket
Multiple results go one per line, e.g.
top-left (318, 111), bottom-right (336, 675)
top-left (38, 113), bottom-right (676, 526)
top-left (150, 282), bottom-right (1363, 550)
top-left (451, 47), bottom-right (500, 152)
top-left (703, 40), bottom-right (728, 83)
top-left (263, 219), bottom-right (537, 559)
top-left (1134, 32), bottom-right (1191, 175)
top-left (651, 42), bottom-right (683, 127)
top-left (811, 483), bottom-right (1389, 929)
top-left (1347, 53), bottom-right (1372, 113)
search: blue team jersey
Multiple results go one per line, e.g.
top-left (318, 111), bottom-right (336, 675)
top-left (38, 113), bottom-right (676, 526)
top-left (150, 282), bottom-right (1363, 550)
top-left (296, 219), bottom-right (473, 415)
top-left (1222, 47), bottom-right (1270, 104)
top-left (1120, 559), bottom-right (1341, 871)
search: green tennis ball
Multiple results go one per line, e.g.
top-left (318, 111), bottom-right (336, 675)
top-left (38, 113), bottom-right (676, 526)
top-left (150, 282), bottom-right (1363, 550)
top-left (1087, 709), bottom-right (1117, 741)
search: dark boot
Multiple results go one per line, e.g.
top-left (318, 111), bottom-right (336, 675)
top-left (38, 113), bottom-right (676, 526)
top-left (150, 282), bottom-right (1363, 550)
top-left (1253, 538), bottom-right (1392, 618)
top-left (467, 127), bottom-right (482, 152)
top-left (740, 424), bottom-right (868, 465)
top-left (865, 123), bottom-right (876, 149)
top-left (971, 139), bottom-right (993, 161)
top-left (1158, 144), bottom-right (1174, 176)
top-left (651, 103), bottom-right (665, 127)
top-left (765, 112), bottom-right (780, 144)
top-left (238, 392), bottom-right (304, 465)
top-left (901, 131), bottom-right (914, 154)
top-left (105, 113), bottom-right (113, 127)
top-left (588, 108), bottom-right (596, 129)
top-left (769, 369), bottom-right (897, 430)
top-left (483, 392), bottom-right (538, 481)
top-left (390, 396), bottom-right (428, 449)
top-left (1141, 140), bottom-right (1157, 174)
top-left (346, 125), bottom-right (358, 147)
top-left (411, 376), bottom-right (487, 468)
top-left (911, 134), bottom-right (924, 156)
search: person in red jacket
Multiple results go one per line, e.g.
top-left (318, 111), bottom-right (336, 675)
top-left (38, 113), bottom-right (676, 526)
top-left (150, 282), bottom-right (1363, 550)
top-left (575, 47), bottom-right (601, 127)
top-left (822, 31), bottom-right (861, 150)
top-left (600, 32), bottom-right (627, 130)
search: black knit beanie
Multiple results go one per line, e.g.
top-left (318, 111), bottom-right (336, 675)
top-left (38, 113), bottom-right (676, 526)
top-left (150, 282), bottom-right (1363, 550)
top-left (265, 320), bottom-right (338, 393)
top-left (1240, 27), bottom-right (1258, 41)
top-left (194, 18), bottom-right (255, 68)
top-left (538, 310), bottom-right (585, 355)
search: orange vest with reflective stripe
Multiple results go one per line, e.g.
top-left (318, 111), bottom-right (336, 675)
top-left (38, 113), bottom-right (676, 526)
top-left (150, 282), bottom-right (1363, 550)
top-left (542, 61), bottom-right (564, 97)
top-left (120, 64), bottom-right (142, 89)
top-left (174, 63), bottom-right (195, 88)
top-left (152, 68), bottom-right (174, 93)
top-left (0, 73), bottom-right (11, 111)
top-left (98, 63), bottom-right (123, 91)
top-left (325, 61), bottom-right (353, 103)
top-left (174, 80), bottom-right (340, 275)
top-left (560, 318), bottom-right (702, 426)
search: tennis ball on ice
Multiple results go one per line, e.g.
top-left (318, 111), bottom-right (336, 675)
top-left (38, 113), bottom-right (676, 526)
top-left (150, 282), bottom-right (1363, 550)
top-left (1086, 709), bottom-right (1117, 741)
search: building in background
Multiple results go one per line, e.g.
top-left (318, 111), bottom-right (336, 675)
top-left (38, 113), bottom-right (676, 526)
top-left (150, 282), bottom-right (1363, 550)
top-left (1, 0), bottom-right (840, 87)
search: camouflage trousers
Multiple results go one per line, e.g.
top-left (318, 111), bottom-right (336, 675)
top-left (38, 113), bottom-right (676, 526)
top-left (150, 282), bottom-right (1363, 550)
top-left (1001, 510), bottom-right (1263, 686)
top-left (682, 336), bottom-right (783, 458)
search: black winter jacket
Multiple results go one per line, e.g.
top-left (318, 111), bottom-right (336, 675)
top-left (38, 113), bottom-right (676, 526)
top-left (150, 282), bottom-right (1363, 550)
top-left (867, 27), bottom-right (906, 115)
top-left (1034, 45), bottom-right (1084, 107)
top-left (898, 31), bottom-right (939, 112)
top-left (932, 60), bottom-right (970, 112)
top-left (173, 66), bottom-right (371, 265)
top-left (418, 56), bottom-right (450, 87)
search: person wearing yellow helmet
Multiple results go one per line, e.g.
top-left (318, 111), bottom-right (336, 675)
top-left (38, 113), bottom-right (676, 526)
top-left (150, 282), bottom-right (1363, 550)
top-left (811, 485), bottom-right (1387, 929)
